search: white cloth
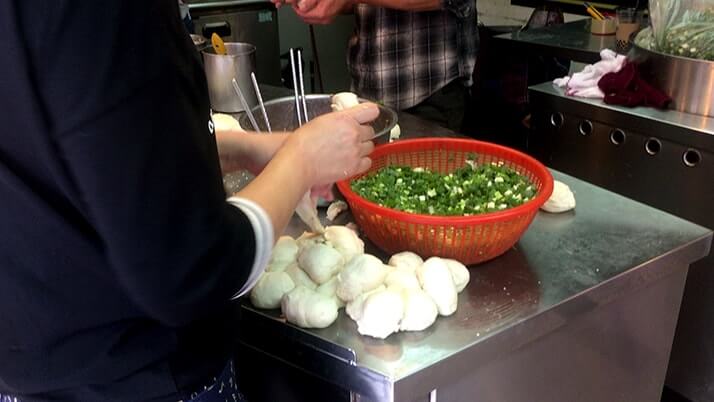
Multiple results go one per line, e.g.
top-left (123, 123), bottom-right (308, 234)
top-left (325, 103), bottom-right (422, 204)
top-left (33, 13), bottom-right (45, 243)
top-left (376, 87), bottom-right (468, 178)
top-left (226, 196), bottom-right (274, 298)
top-left (553, 49), bottom-right (626, 99)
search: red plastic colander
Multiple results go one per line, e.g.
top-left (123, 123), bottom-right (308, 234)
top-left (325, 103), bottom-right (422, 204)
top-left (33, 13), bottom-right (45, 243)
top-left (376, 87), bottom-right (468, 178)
top-left (336, 138), bottom-right (554, 265)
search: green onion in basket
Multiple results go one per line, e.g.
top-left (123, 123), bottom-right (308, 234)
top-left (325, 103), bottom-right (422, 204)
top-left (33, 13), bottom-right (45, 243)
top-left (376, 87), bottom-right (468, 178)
top-left (351, 155), bottom-right (535, 216)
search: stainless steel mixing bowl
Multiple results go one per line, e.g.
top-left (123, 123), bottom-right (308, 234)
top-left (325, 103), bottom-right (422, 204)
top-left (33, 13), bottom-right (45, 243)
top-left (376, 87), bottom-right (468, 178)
top-left (238, 94), bottom-right (398, 136)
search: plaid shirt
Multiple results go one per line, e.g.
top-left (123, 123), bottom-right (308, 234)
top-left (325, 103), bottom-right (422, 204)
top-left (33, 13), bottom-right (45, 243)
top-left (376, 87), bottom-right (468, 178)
top-left (347, 0), bottom-right (478, 110)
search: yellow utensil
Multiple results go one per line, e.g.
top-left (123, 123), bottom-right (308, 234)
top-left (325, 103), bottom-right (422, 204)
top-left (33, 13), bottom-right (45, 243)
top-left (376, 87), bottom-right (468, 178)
top-left (211, 33), bottom-right (227, 55)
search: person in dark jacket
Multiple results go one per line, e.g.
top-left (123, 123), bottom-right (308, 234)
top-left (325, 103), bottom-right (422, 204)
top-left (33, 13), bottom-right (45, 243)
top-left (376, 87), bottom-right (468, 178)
top-left (0, 1), bottom-right (377, 401)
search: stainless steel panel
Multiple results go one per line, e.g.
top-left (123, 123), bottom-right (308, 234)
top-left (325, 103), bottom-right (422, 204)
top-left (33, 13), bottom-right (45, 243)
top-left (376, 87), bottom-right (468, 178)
top-left (630, 44), bottom-right (714, 118)
top-left (529, 82), bottom-right (714, 401)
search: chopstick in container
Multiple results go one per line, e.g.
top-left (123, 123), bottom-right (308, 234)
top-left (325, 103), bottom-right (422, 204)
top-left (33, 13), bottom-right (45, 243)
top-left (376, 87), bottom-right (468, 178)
top-left (289, 48), bottom-right (303, 127)
top-left (231, 78), bottom-right (260, 132)
top-left (250, 72), bottom-right (272, 133)
top-left (583, 2), bottom-right (606, 20)
top-left (297, 49), bottom-right (309, 123)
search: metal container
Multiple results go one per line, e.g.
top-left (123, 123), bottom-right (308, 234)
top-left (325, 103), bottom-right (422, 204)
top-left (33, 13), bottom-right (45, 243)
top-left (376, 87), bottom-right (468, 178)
top-left (629, 44), bottom-right (714, 118)
top-left (238, 94), bottom-right (398, 137)
top-left (202, 42), bottom-right (257, 113)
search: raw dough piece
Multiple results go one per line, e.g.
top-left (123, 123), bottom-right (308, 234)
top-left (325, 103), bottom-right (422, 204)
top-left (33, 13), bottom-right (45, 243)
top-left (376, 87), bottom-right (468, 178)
top-left (266, 236), bottom-right (299, 272)
top-left (541, 180), bottom-right (576, 213)
top-left (298, 243), bottom-right (344, 285)
top-left (326, 200), bottom-right (349, 221)
top-left (356, 289), bottom-right (404, 339)
top-left (285, 263), bottom-right (318, 290)
top-left (316, 276), bottom-right (345, 308)
top-left (282, 286), bottom-right (339, 329)
top-left (399, 288), bottom-right (438, 332)
top-left (346, 285), bottom-right (386, 321)
top-left (296, 231), bottom-right (325, 249)
top-left (324, 225), bottom-right (364, 263)
top-left (250, 271), bottom-right (295, 309)
top-left (337, 254), bottom-right (389, 302)
top-left (331, 92), bottom-right (360, 112)
top-left (388, 251), bottom-right (424, 274)
top-left (389, 124), bottom-right (401, 143)
top-left (417, 257), bottom-right (458, 316)
top-left (384, 270), bottom-right (420, 292)
top-left (212, 113), bottom-right (244, 133)
top-left (443, 259), bottom-right (470, 293)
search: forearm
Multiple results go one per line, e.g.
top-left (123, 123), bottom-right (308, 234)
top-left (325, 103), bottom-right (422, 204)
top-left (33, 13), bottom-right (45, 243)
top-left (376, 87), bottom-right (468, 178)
top-left (236, 141), bottom-right (311, 239)
top-left (216, 129), bottom-right (289, 175)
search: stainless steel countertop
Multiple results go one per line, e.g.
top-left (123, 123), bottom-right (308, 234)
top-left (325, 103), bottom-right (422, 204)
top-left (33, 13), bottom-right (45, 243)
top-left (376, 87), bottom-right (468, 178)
top-left (242, 170), bottom-right (711, 379)
top-left (530, 82), bottom-right (714, 137)
top-left (494, 19), bottom-right (615, 64)
top-left (237, 115), bottom-right (712, 402)
top-left (235, 85), bottom-right (712, 398)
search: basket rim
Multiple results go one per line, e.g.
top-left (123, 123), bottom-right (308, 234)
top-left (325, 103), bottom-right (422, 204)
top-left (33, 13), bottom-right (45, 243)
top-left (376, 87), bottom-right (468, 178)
top-left (335, 137), bottom-right (554, 225)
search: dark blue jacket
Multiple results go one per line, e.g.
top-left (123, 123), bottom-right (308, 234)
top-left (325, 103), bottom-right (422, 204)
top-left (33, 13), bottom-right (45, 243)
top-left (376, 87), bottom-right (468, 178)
top-left (0, 1), bottom-right (256, 400)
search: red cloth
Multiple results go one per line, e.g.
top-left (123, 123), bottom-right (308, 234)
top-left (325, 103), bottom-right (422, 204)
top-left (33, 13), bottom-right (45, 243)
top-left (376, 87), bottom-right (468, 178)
top-left (597, 62), bottom-right (671, 109)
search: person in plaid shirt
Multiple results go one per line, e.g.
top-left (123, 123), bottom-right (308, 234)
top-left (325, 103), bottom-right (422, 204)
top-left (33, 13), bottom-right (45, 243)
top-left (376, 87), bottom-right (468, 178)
top-left (275, 0), bottom-right (478, 131)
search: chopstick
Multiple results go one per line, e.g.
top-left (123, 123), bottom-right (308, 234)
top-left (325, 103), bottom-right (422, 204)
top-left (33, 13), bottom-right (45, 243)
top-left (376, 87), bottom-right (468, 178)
top-left (250, 72), bottom-right (272, 133)
top-left (297, 49), bottom-right (309, 123)
top-left (584, 2), bottom-right (606, 20)
top-left (231, 78), bottom-right (260, 132)
top-left (289, 48), bottom-right (303, 127)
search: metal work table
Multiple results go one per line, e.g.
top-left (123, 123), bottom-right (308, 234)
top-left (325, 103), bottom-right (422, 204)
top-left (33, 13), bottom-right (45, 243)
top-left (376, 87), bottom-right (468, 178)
top-left (494, 19), bottom-right (615, 64)
top-left (528, 82), bottom-right (714, 401)
top-left (233, 86), bottom-right (713, 402)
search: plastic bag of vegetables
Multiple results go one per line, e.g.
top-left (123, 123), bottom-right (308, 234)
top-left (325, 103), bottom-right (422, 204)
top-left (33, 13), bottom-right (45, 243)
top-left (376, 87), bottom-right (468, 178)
top-left (644, 0), bottom-right (714, 61)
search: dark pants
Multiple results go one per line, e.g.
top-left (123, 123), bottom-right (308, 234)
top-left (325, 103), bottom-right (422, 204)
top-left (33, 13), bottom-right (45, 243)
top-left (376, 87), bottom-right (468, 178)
top-left (404, 79), bottom-right (470, 132)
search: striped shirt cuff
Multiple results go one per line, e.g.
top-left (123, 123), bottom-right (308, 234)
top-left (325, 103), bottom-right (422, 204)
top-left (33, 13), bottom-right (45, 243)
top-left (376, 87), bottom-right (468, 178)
top-left (226, 196), bottom-right (274, 299)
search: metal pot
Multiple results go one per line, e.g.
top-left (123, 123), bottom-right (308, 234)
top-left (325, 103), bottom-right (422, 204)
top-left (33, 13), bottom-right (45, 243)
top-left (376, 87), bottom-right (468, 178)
top-left (237, 94), bottom-right (398, 137)
top-left (202, 42), bottom-right (257, 113)
top-left (629, 44), bottom-right (714, 118)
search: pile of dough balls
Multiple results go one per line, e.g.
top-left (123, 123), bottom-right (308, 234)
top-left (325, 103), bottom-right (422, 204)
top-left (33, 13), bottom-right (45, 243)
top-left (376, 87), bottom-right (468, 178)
top-left (250, 225), bottom-right (470, 339)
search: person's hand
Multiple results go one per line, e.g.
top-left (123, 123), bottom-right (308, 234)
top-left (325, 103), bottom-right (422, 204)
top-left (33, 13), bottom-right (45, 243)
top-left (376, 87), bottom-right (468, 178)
top-left (291, 0), bottom-right (354, 24)
top-left (283, 103), bottom-right (378, 187)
